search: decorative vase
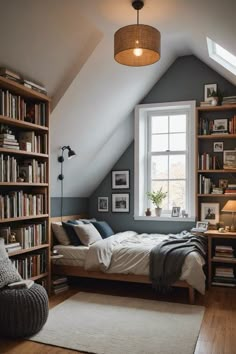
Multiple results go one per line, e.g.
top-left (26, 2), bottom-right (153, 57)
top-left (155, 207), bottom-right (162, 217)
top-left (211, 97), bottom-right (218, 106)
top-left (145, 208), bottom-right (152, 216)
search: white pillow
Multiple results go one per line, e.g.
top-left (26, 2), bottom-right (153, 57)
top-left (51, 222), bottom-right (70, 245)
top-left (73, 224), bottom-right (102, 246)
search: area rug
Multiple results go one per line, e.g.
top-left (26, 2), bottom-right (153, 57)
top-left (29, 292), bottom-right (204, 354)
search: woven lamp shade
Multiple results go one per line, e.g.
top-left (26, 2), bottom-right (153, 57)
top-left (114, 24), bottom-right (161, 66)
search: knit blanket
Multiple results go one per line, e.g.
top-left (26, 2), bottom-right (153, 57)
top-left (149, 232), bottom-right (207, 289)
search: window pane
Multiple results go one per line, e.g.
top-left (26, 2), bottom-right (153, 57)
top-left (151, 180), bottom-right (168, 210)
top-left (170, 133), bottom-right (186, 151)
top-left (169, 180), bottom-right (186, 209)
top-left (170, 115), bottom-right (186, 132)
top-left (152, 134), bottom-right (168, 152)
top-left (152, 116), bottom-right (168, 134)
top-left (169, 155), bottom-right (186, 179)
top-left (152, 156), bottom-right (168, 179)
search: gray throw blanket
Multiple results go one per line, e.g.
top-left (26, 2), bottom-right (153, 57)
top-left (149, 231), bottom-right (207, 289)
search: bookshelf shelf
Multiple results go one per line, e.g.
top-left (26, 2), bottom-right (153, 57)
top-left (198, 169), bottom-right (236, 173)
top-left (211, 257), bottom-right (236, 264)
top-left (8, 243), bottom-right (50, 256)
top-left (0, 148), bottom-right (48, 158)
top-left (198, 134), bottom-right (236, 139)
top-left (197, 104), bottom-right (236, 111)
top-left (0, 182), bottom-right (48, 186)
top-left (0, 115), bottom-right (48, 131)
top-left (0, 77), bottom-right (50, 293)
top-left (197, 194), bottom-right (236, 198)
top-left (0, 214), bottom-right (49, 223)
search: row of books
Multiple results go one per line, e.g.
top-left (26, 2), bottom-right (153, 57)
top-left (0, 125), bottom-right (48, 154)
top-left (214, 245), bottom-right (234, 259)
top-left (198, 116), bottom-right (236, 135)
top-left (0, 221), bottom-right (47, 249)
top-left (0, 89), bottom-right (47, 126)
top-left (11, 251), bottom-right (47, 279)
top-left (222, 96), bottom-right (236, 105)
top-left (198, 153), bottom-right (220, 170)
top-left (213, 266), bottom-right (236, 286)
top-left (52, 276), bottom-right (69, 294)
top-left (0, 190), bottom-right (46, 219)
top-left (224, 184), bottom-right (236, 194)
top-left (198, 175), bottom-right (211, 194)
top-left (0, 67), bottom-right (47, 95)
top-left (0, 154), bottom-right (47, 183)
top-left (5, 241), bottom-right (22, 253)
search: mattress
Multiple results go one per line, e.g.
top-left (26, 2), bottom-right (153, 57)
top-left (53, 244), bottom-right (89, 267)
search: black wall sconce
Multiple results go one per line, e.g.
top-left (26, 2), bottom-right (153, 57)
top-left (58, 145), bottom-right (76, 217)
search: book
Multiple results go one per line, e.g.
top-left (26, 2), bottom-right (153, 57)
top-left (0, 67), bottom-right (21, 81)
top-left (18, 131), bottom-right (34, 151)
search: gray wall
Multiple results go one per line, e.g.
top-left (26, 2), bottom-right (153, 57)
top-left (89, 55), bottom-right (236, 233)
top-left (51, 197), bottom-right (88, 217)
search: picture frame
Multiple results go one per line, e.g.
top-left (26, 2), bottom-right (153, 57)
top-left (213, 119), bottom-right (228, 133)
top-left (213, 142), bottom-right (223, 152)
top-left (112, 193), bottom-right (129, 213)
top-left (223, 150), bottom-right (236, 169)
top-left (171, 206), bottom-right (180, 217)
top-left (204, 83), bottom-right (217, 102)
top-left (201, 203), bottom-right (219, 225)
top-left (98, 197), bottom-right (109, 212)
top-left (112, 170), bottom-right (130, 189)
top-left (219, 179), bottom-right (228, 189)
top-left (196, 221), bottom-right (209, 231)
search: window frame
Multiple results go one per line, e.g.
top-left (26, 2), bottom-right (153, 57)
top-left (134, 101), bottom-right (196, 221)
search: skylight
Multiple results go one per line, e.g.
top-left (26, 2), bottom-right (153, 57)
top-left (207, 37), bottom-right (236, 75)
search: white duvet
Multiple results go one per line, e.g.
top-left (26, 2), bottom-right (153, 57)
top-left (84, 231), bottom-right (206, 294)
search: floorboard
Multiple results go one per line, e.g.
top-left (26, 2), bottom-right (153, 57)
top-left (1, 279), bottom-right (236, 354)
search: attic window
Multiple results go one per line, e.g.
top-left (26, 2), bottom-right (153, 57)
top-left (207, 37), bottom-right (236, 75)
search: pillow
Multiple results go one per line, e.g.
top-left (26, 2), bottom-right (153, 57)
top-left (67, 220), bottom-right (83, 225)
top-left (91, 221), bottom-right (114, 239)
top-left (0, 238), bottom-right (8, 259)
top-left (62, 222), bottom-right (82, 246)
top-left (73, 224), bottom-right (102, 246)
top-left (51, 222), bottom-right (70, 246)
top-left (80, 218), bottom-right (97, 224)
top-left (0, 239), bottom-right (22, 288)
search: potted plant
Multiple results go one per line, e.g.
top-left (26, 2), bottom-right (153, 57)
top-left (147, 188), bottom-right (167, 217)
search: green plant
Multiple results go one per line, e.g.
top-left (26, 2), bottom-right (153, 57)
top-left (146, 188), bottom-right (167, 208)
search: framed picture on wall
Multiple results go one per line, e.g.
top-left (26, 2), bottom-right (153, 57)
top-left (98, 197), bottom-right (109, 212)
top-left (112, 170), bottom-right (130, 189)
top-left (204, 83), bottom-right (217, 102)
top-left (201, 202), bottom-right (219, 225)
top-left (112, 193), bottom-right (129, 213)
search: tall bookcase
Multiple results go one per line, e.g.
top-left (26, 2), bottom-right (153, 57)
top-left (0, 76), bottom-right (51, 292)
top-left (196, 104), bottom-right (236, 288)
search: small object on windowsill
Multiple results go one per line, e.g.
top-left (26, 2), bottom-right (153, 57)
top-left (145, 208), bottom-right (152, 216)
top-left (218, 228), bottom-right (225, 233)
top-left (225, 226), bottom-right (230, 232)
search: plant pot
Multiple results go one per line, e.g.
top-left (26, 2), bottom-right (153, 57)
top-left (211, 97), bottom-right (218, 106)
top-left (155, 207), bottom-right (162, 217)
top-left (145, 208), bottom-right (152, 216)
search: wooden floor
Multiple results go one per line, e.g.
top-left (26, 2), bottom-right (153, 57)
top-left (1, 278), bottom-right (236, 354)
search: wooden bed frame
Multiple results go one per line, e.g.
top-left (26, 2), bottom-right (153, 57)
top-left (50, 215), bottom-right (196, 304)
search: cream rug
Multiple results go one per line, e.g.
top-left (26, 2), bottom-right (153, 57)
top-left (30, 292), bottom-right (204, 354)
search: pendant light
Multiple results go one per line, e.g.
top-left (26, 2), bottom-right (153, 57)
top-left (114, 0), bottom-right (161, 66)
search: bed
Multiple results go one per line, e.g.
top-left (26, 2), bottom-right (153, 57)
top-left (50, 215), bottom-right (206, 304)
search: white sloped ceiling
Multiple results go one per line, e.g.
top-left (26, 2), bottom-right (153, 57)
top-left (0, 0), bottom-right (235, 197)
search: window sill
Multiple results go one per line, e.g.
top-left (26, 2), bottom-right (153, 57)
top-left (134, 216), bottom-right (196, 222)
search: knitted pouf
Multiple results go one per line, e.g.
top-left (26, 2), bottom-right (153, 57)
top-left (0, 283), bottom-right (49, 338)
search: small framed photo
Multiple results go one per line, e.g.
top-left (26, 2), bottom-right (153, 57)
top-left (204, 83), bottom-right (217, 102)
top-left (213, 142), bottom-right (223, 152)
top-left (98, 197), bottom-right (108, 212)
top-left (196, 221), bottom-right (209, 231)
top-left (112, 170), bottom-right (130, 189)
top-left (223, 150), bottom-right (236, 169)
top-left (201, 203), bottom-right (219, 225)
top-left (213, 119), bottom-right (228, 133)
top-left (219, 179), bottom-right (228, 189)
top-left (171, 206), bottom-right (180, 217)
top-left (112, 193), bottom-right (129, 213)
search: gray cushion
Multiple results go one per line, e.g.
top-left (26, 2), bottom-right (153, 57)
top-left (0, 238), bottom-right (22, 288)
top-left (51, 222), bottom-right (70, 246)
top-left (73, 224), bottom-right (102, 246)
top-left (91, 221), bottom-right (114, 238)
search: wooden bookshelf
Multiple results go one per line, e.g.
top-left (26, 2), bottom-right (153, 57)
top-left (0, 76), bottom-right (51, 293)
